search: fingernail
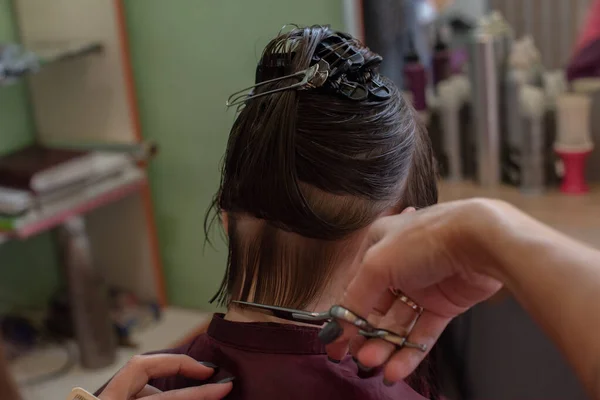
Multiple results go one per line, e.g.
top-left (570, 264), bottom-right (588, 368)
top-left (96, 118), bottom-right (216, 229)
top-left (383, 378), bottom-right (395, 387)
top-left (327, 356), bottom-right (341, 364)
top-left (318, 320), bottom-right (343, 344)
top-left (198, 362), bottom-right (218, 369)
top-left (352, 357), bottom-right (372, 372)
top-left (357, 361), bottom-right (372, 372)
top-left (216, 376), bottom-right (235, 384)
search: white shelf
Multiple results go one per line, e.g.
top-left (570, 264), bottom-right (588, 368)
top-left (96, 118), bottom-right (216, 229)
top-left (0, 167), bottom-right (146, 243)
top-left (13, 307), bottom-right (212, 400)
top-left (0, 41), bottom-right (103, 86)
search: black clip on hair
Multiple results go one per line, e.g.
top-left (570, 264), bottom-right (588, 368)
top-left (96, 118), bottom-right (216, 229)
top-left (314, 33), bottom-right (392, 101)
top-left (336, 78), bottom-right (369, 101)
top-left (225, 32), bottom-right (391, 107)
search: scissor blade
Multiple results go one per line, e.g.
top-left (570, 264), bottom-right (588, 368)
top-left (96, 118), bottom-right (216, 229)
top-left (231, 301), bottom-right (329, 326)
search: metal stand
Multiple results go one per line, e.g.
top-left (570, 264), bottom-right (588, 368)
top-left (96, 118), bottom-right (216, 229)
top-left (59, 216), bottom-right (116, 369)
top-left (362, 0), bottom-right (406, 88)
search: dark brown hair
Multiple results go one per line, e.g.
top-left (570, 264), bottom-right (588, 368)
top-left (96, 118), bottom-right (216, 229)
top-left (205, 25), bottom-right (437, 309)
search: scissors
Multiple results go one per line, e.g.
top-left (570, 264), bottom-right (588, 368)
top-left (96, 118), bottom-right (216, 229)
top-left (232, 300), bottom-right (427, 352)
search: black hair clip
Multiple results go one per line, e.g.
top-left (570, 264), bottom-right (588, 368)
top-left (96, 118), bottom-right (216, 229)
top-left (367, 76), bottom-right (392, 100)
top-left (317, 36), bottom-right (365, 77)
top-left (225, 31), bottom-right (391, 107)
top-left (314, 33), bottom-right (391, 101)
top-left (335, 78), bottom-right (369, 101)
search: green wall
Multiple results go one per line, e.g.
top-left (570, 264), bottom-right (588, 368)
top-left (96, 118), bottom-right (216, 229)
top-left (0, 0), bottom-right (34, 155)
top-left (124, 0), bottom-right (345, 309)
top-left (0, 0), bottom-right (61, 314)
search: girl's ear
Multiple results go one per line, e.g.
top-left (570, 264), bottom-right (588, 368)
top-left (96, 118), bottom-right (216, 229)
top-left (400, 206), bottom-right (417, 215)
top-left (382, 204), bottom-right (417, 217)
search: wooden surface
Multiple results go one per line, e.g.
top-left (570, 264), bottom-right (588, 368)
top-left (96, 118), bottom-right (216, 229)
top-left (439, 181), bottom-right (600, 249)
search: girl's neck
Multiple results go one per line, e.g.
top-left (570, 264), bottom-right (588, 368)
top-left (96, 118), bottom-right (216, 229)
top-left (223, 233), bottom-right (362, 326)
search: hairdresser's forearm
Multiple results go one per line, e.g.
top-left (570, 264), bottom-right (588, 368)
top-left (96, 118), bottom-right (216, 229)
top-left (487, 207), bottom-right (600, 398)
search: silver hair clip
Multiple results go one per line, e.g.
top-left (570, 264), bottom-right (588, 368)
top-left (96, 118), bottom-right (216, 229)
top-left (225, 59), bottom-right (330, 107)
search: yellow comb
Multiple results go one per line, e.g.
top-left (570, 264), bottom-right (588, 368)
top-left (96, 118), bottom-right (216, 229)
top-left (67, 388), bottom-right (99, 400)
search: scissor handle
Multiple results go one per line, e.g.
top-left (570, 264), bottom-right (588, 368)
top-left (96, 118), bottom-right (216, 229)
top-left (329, 305), bottom-right (371, 329)
top-left (328, 305), bottom-right (428, 352)
top-left (358, 329), bottom-right (428, 352)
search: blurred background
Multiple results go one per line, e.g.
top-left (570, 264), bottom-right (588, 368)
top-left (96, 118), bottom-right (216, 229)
top-left (0, 0), bottom-right (598, 399)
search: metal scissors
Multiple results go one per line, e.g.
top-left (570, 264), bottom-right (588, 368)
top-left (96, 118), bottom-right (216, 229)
top-left (232, 300), bottom-right (427, 352)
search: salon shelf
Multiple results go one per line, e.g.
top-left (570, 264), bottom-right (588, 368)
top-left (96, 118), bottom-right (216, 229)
top-left (13, 308), bottom-right (212, 400)
top-left (0, 167), bottom-right (146, 243)
top-left (32, 41), bottom-right (103, 65)
top-left (439, 180), bottom-right (600, 249)
top-left (0, 40), bottom-right (103, 86)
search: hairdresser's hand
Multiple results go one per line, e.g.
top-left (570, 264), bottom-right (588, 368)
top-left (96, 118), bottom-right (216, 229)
top-left (97, 354), bottom-right (232, 400)
top-left (323, 199), bottom-right (511, 383)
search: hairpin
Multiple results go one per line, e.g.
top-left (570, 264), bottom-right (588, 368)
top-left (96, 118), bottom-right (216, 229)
top-left (226, 59), bottom-right (330, 107)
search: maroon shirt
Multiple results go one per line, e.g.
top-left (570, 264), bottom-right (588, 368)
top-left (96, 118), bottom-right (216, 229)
top-left (145, 314), bottom-right (428, 400)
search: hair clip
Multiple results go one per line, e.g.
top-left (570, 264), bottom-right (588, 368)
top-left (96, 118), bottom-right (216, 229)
top-left (336, 78), bottom-right (369, 101)
top-left (368, 76), bottom-right (392, 100)
top-left (226, 59), bottom-right (330, 107)
top-left (317, 37), bottom-right (364, 77)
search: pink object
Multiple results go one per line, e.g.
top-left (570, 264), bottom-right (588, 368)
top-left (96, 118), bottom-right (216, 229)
top-left (404, 63), bottom-right (427, 111)
top-left (0, 176), bottom-right (146, 239)
top-left (556, 149), bottom-right (592, 194)
top-left (574, 0), bottom-right (600, 54)
top-left (568, 0), bottom-right (600, 81)
top-left (433, 49), bottom-right (451, 85)
top-left (404, 36), bottom-right (428, 112)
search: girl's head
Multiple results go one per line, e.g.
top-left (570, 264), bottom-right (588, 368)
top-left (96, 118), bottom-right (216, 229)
top-left (206, 25), bottom-right (437, 309)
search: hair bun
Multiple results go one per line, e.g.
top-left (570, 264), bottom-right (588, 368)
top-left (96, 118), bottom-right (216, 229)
top-left (248, 28), bottom-right (391, 104)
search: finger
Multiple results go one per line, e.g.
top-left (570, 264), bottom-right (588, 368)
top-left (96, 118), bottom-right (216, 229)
top-left (145, 382), bottom-right (233, 400)
top-left (323, 234), bottom-right (397, 360)
top-left (347, 288), bottom-right (396, 359)
top-left (349, 335), bottom-right (367, 359)
top-left (342, 207), bottom-right (415, 321)
top-left (359, 311), bottom-right (451, 383)
top-left (323, 207), bottom-right (415, 359)
top-left (356, 295), bottom-right (422, 369)
top-left (136, 385), bottom-right (162, 398)
top-left (99, 355), bottom-right (216, 400)
top-left (372, 289), bottom-right (399, 316)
